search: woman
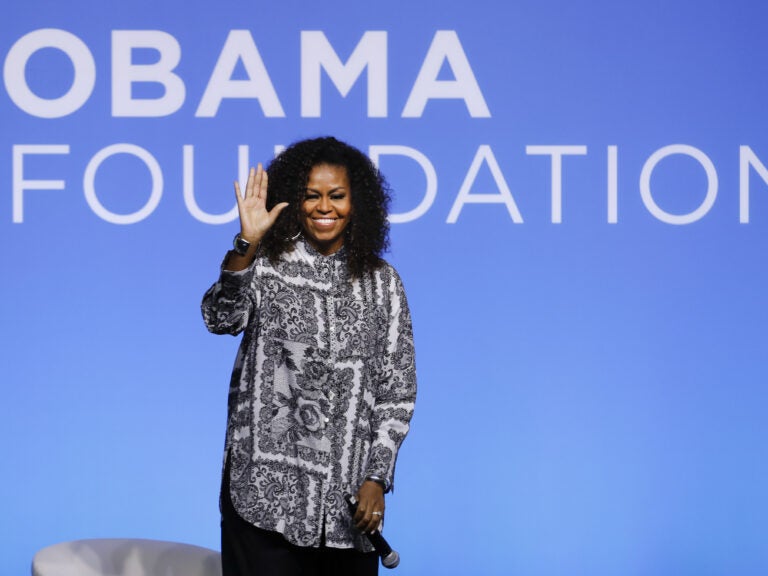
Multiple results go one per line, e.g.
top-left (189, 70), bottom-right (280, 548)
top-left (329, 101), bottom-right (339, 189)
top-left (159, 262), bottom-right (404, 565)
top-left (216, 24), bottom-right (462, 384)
top-left (201, 137), bottom-right (417, 576)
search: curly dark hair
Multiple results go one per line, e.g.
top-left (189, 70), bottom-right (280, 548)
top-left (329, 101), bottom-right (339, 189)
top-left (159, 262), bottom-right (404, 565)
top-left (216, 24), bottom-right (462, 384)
top-left (260, 136), bottom-right (391, 277)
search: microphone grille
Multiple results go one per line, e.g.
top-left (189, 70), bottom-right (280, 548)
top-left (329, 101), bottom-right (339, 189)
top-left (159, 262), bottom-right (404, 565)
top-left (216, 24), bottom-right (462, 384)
top-left (382, 550), bottom-right (400, 569)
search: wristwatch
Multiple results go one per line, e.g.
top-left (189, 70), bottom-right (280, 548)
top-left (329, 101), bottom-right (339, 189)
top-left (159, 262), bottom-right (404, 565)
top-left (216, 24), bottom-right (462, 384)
top-left (233, 233), bottom-right (251, 256)
top-left (365, 474), bottom-right (390, 492)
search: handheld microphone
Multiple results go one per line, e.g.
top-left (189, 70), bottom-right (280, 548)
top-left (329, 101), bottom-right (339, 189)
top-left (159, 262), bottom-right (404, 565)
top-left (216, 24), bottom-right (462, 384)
top-left (345, 494), bottom-right (400, 569)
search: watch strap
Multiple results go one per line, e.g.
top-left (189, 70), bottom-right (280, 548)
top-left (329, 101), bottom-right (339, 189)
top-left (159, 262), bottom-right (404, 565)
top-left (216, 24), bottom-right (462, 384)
top-left (365, 474), bottom-right (390, 492)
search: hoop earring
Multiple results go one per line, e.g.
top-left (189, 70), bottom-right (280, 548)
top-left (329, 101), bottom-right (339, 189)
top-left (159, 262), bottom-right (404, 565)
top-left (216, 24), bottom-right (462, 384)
top-left (288, 229), bottom-right (302, 241)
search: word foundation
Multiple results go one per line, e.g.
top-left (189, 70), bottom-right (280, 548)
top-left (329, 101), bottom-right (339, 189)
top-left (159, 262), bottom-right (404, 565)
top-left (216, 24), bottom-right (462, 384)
top-left (10, 143), bottom-right (768, 225)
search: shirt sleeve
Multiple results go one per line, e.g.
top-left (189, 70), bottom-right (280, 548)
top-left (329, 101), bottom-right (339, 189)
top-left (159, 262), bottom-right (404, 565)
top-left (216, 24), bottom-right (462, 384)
top-left (200, 254), bottom-right (259, 336)
top-left (366, 267), bottom-right (417, 491)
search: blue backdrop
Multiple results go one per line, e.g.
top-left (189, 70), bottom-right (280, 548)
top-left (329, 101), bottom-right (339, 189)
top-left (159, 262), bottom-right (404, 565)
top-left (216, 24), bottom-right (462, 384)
top-left (3, 1), bottom-right (768, 575)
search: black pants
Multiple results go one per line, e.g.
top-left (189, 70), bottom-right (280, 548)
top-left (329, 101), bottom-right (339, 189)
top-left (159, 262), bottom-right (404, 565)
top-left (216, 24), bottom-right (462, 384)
top-left (220, 460), bottom-right (378, 576)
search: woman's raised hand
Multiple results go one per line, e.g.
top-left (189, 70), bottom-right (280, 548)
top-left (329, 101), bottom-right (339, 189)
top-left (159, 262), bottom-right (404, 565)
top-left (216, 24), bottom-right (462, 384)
top-left (234, 164), bottom-right (289, 244)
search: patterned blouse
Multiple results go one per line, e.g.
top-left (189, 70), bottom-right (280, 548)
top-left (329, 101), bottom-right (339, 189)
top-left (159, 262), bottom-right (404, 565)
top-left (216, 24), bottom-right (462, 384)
top-left (201, 238), bottom-right (417, 550)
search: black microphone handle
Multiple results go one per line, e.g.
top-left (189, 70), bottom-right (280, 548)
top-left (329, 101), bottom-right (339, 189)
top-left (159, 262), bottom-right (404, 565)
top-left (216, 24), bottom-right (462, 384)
top-left (345, 494), bottom-right (401, 569)
top-left (366, 530), bottom-right (400, 568)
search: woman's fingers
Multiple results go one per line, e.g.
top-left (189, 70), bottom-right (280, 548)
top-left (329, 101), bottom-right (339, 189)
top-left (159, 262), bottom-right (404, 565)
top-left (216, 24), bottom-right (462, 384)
top-left (241, 164), bottom-right (267, 203)
top-left (235, 166), bottom-right (263, 203)
top-left (258, 166), bottom-right (268, 201)
top-left (268, 202), bottom-right (289, 222)
top-left (355, 507), bottom-right (384, 533)
top-left (233, 164), bottom-right (284, 243)
top-left (354, 481), bottom-right (385, 533)
top-left (234, 180), bottom-right (242, 204)
top-left (242, 166), bottom-right (252, 198)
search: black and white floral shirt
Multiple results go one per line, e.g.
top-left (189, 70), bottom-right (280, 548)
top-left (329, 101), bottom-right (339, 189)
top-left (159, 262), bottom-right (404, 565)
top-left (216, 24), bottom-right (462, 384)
top-left (202, 239), bottom-right (416, 550)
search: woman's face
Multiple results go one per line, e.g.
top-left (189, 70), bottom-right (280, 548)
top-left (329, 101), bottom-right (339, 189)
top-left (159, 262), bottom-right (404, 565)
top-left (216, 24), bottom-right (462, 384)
top-left (300, 163), bottom-right (352, 255)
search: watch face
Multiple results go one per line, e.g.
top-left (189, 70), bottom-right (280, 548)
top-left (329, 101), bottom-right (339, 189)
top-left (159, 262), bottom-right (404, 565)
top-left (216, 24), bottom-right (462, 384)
top-left (234, 235), bottom-right (250, 255)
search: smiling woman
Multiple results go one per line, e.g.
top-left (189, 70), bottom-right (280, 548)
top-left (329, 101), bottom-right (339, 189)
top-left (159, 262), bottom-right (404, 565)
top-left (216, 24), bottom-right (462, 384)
top-left (201, 136), bottom-right (417, 576)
